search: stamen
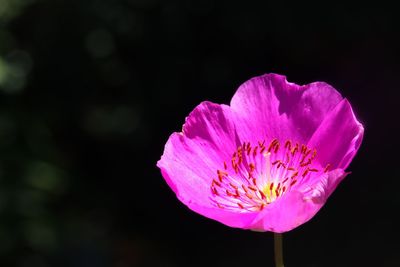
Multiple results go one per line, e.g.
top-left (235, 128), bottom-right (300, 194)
top-left (210, 138), bottom-right (329, 212)
top-left (291, 143), bottom-right (299, 155)
top-left (248, 186), bottom-right (258, 192)
top-left (275, 189), bottom-right (280, 197)
top-left (324, 164), bottom-right (331, 173)
top-left (284, 140), bottom-right (292, 150)
top-left (212, 179), bottom-right (221, 187)
top-left (274, 143), bottom-right (280, 153)
top-left (253, 146), bottom-right (258, 156)
top-left (249, 163), bottom-right (256, 172)
top-left (302, 168), bottom-right (310, 177)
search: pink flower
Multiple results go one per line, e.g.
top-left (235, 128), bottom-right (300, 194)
top-left (157, 73), bottom-right (364, 233)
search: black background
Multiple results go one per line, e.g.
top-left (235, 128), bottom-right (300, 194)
top-left (0, 1), bottom-right (399, 266)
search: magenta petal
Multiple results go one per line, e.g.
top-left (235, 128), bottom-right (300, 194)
top-left (159, 165), bottom-right (260, 228)
top-left (230, 73), bottom-right (343, 144)
top-left (157, 102), bottom-right (262, 228)
top-left (301, 169), bottom-right (348, 203)
top-left (157, 101), bottom-right (237, 204)
top-left (252, 169), bottom-right (347, 233)
top-left (186, 202), bottom-right (260, 228)
top-left (307, 99), bottom-right (364, 169)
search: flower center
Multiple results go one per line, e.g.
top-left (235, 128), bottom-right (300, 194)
top-left (210, 139), bottom-right (331, 212)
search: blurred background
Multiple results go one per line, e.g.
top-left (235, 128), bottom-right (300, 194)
top-left (0, 0), bottom-right (399, 266)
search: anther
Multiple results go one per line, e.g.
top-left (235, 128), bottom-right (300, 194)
top-left (275, 189), bottom-right (280, 197)
top-left (246, 142), bottom-right (251, 150)
top-left (247, 146), bottom-right (252, 156)
top-left (226, 189), bottom-right (234, 197)
top-left (291, 143), bottom-right (299, 155)
top-left (242, 184), bottom-right (248, 193)
top-left (248, 186), bottom-right (258, 192)
top-left (284, 140), bottom-right (292, 150)
top-left (300, 159), bottom-right (311, 167)
top-left (269, 183), bottom-right (274, 191)
top-left (311, 149), bottom-right (317, 160)
top-left (274, 143), bottom-right (280, 153)
top-left (249, 163), bottom-right (255, 172)
top-left (217, 170), bottom-right (228, 176)
top-left (324, 164), bottom-right (331, 173)
top-left (245, 192), bottom-right (253, 199)
top-left (253, 146), bottom-right (258, 156)
top-left (212, 179), bottom-right (221, 187)
top-left (268, 139), bottom-right (279, 152)
top-left (211, 187), bottom-right (219, 196)
top-left (276, 183), bottom-right (281, 190)
top-left (235, 188), bottom-right (240, 197)
top-left (277, 162), bottom-right (287, 169)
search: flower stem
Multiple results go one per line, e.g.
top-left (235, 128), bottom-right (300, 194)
top-left (274, 233), bottom-right (284, 267)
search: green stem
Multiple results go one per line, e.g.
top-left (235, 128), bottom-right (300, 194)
top-left (274, 233), bottom-right (284, 267)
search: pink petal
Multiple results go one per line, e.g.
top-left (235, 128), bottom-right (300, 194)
top-left (160, 167), bottom-right (260, 228)
top-left (185, 202), bottom-right (260, 229)
top-left (251, 169), bottom-right (347, 233)
top-left (230, 73), bottom-right (343, 144)
top-left (157, 101), bottom-right (237, 204)
top-left (158, 101), bottom-right (262, 228)
top-left (301, 169), bottom-right (348, 203)
top-left (307, 99), bottom-right (364, 169)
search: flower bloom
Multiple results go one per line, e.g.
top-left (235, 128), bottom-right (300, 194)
top-left (157, 73), bottom-right (364, 233)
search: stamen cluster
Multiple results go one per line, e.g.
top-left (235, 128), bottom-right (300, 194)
top-left (210, 139), bottom-right (330, 212)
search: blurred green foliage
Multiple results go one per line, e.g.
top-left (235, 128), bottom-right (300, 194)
top-left (1, 1), bottom-right (105, 266)
top-left (1, 0), bottom-right (35, 93)
top-left (0, 0), bottom-right (153, 265)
